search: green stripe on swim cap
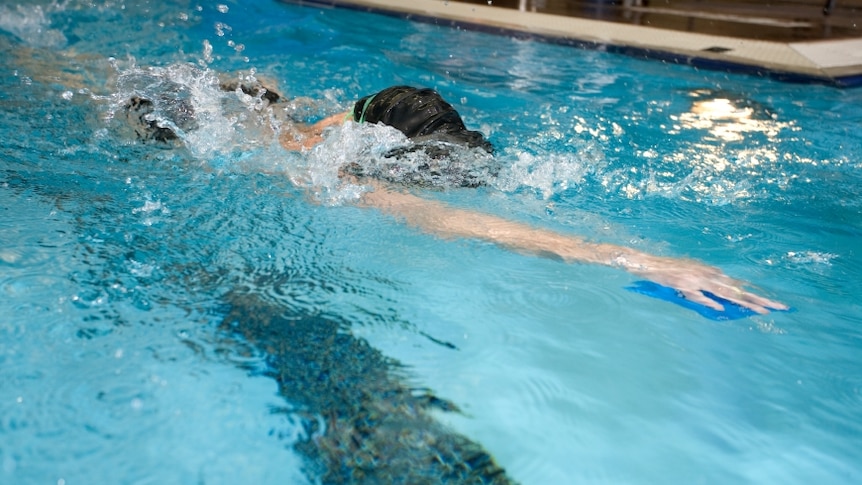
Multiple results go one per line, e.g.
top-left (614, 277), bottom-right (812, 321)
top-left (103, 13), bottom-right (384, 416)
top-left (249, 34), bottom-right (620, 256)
top-left (358, 94), bottom-right (377, 124)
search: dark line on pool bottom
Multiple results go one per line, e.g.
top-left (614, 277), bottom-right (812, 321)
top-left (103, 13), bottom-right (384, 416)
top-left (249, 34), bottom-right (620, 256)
top-left (219, 291), bottom-right (513, 484)
top-left (281, 0), bottom-right (862, 88)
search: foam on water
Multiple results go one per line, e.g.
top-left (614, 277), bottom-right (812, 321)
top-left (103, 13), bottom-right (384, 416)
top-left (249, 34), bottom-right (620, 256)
top-left (106, 61), bottom-right (276, 160)
top-left (0, 3), bottom-right (66, 49)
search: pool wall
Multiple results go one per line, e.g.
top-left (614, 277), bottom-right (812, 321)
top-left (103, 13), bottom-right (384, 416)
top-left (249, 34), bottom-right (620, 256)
top-left (283, 0), bottom-right (862, 87)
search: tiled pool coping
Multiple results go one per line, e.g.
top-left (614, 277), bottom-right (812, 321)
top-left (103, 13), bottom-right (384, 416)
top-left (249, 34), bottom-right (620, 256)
top-left (284, 0), bottom-right (862, 87)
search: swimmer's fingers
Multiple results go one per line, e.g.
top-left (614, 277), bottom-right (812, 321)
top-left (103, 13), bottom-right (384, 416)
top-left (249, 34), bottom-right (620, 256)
top-left (642, 261), bottom-right (785, 314)
top-left (622, 253), bottom-right (786, 315)
top-left (634, 260), bottom-right (729, 311)
top-left (684, 286), bottom-right (783, 315)
top-left (688, 273), bottom-right (787, 314)
top-left (680, 289), bottom-right (726, 312)
top-left (714, 286), bottom-right (788, 314)
top-left (705, 289), bottom-right (772, 314)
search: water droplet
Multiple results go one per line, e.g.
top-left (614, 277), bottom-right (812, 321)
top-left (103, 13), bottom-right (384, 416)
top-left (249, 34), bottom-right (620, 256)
top-left (202, 39), bottom-right (214, 64)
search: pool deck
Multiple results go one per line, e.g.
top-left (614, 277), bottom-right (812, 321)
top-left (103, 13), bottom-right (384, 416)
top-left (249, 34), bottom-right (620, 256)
top-left (285, 0), bottom-right (862, 87)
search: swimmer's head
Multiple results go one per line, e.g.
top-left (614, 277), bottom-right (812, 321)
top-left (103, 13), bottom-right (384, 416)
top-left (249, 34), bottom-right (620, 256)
top-left (353, 86), bottom-right (494, 154)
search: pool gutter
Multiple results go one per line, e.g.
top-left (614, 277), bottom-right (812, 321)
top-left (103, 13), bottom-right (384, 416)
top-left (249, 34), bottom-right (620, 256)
top-left (283, 0), bottom-right (862, 88)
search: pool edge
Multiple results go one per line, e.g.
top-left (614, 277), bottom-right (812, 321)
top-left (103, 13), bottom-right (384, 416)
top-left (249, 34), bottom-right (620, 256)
top-left (282, 0), bottom-right (862, 88)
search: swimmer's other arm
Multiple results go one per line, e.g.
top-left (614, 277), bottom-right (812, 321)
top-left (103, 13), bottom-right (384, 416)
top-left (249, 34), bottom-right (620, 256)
top-left (279, 111), bottom-right (351, 151)
top-left (360, 185), bottom-right (787, 315)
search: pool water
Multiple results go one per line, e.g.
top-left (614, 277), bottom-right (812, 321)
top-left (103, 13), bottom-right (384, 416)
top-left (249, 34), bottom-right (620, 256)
top-left (2, 0), bottom-right (861, 483)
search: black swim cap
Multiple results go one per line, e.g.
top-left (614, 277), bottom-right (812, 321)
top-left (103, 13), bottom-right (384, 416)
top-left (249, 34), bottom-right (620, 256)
top-left (353, 86), bottom-right (493, 153)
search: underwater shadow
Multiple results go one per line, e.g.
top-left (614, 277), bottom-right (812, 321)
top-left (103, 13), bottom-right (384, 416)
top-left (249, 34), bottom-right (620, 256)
top-left (219, 289), bottom-right (516, 485)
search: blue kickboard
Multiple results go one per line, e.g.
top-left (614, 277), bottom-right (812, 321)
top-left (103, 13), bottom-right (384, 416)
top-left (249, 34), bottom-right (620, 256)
top-left (625, 280), bottom-right (785, 321)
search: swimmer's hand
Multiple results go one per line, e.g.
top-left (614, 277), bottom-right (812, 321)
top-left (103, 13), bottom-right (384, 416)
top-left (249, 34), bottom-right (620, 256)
top-left (611, 252), bottom-right (787, 314)
top-left (279, 111), bottom-right (351, 151)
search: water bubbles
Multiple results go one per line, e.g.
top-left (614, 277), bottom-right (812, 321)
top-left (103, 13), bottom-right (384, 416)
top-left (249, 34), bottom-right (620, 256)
top-left (494, 150), bottom-right (595, 199)
top-left (639, 148), bottom-right (658, 159)
top-left (133, 199), bottom-right (168, 215)
top-left (217, 4), bottom-right (230, 14)
top-left (227, 40), bottom-right (245, 54)
top-left (214, 21), bottom-right (232, 37)
top-left (201, 39), bottom-right (214, 64)
top-left (786, 251), bottom-right (837, 266)
top-left (132, 198), bottom-right (170, 227)
top-left (126, 258), bottom-right (157, 279)
top-left (71, 288), bottom-right (108, 309)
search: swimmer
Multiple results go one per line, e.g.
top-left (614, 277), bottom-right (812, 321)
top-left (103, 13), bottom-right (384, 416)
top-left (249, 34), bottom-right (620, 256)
top-left (127, 82), bottom-right (786, 315)
top-left (272, 85), bottom-right (787, 315)
top-left (279, 85), bottom-right (493, 154)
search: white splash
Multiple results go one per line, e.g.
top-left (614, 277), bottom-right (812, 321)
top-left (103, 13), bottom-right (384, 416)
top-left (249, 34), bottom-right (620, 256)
top-left (785, 251), bottom-right (837, 265)
top-left (0, 3), bottom-right (67, 48)
top-left (495, 150), bottom-right (595, 199)
top-left (109, 61), bottom-right (282, 163)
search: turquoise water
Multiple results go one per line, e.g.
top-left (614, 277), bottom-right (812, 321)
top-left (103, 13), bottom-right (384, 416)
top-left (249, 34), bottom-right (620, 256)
top-left (2, 0), bottom-right (861, 483)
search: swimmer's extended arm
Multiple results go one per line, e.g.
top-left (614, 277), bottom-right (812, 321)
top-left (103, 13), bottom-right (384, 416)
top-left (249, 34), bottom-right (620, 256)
top-left (360, 185), bottom-right (787, 314)
top-left (279, 111), bottom-right (351, 151)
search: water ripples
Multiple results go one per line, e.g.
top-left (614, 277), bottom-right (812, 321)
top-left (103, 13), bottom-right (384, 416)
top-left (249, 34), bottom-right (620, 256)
top-left (1, 307), bottom-right (303, 481)
top-left (2, 325), bottom-right (156, 473)
top-left (3, 2), bottom-right (862, 483)
top-left (481, 256), bottom-right (630, 326)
